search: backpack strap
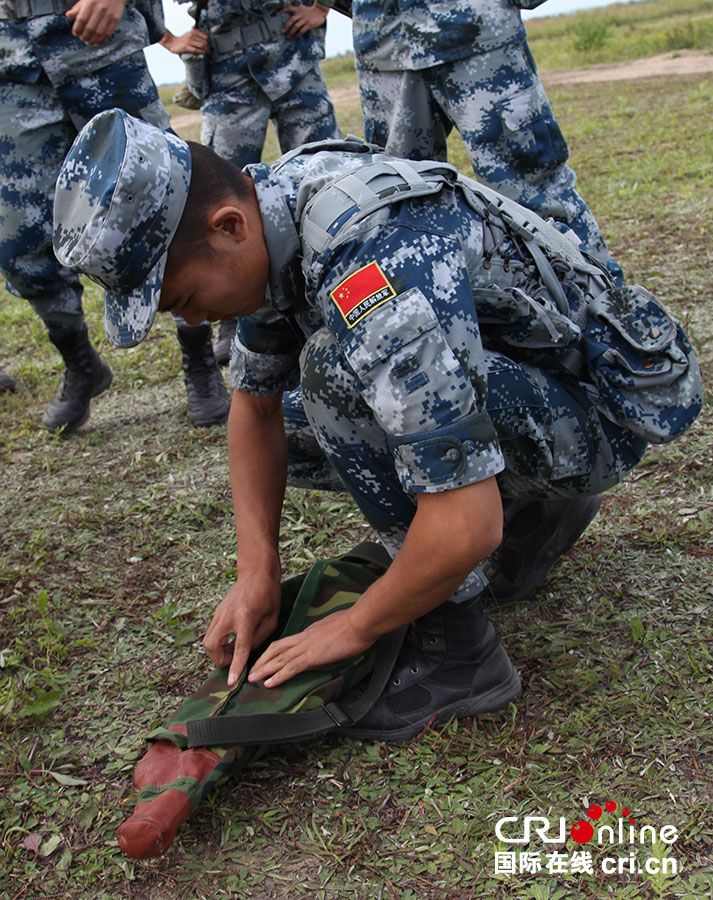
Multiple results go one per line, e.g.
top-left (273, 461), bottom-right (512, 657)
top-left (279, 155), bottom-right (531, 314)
top-left (302, 156), bottom-right (457, 259)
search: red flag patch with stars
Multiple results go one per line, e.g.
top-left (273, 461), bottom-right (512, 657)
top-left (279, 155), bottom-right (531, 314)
top-left (330, 261), bottom-right (396, 328)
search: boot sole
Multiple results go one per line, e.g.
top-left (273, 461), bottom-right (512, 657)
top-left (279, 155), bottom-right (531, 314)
top-left (341, 657), bottom-right (522, 743)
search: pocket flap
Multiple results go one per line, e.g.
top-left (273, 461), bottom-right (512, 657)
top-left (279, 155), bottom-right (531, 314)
top-left (589, 286), bottom-right (677, 353)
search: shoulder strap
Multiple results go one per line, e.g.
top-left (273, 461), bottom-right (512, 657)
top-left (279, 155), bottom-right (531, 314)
top-left (300, 153), bottom-right (604, 289)
top-left (302, 155), bottom-right (457, 258)
top-left (271, 133), bottom-right (377, 174)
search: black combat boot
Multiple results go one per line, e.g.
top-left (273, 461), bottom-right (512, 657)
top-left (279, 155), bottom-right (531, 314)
top-left (176, 323), bottom-right (231, 427)
top-left (341, 597), bottom-right (521, 742)
top-left (0, 368), bottom-right (15, 393)
top-left (44, 326), bottom-right (113, 433)
top-left (483, 495), bottom-right (603, 604)
top-left (213, 318), bottom-right (237, 366)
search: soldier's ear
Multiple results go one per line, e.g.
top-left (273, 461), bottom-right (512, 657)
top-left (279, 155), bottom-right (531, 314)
top-left (208, 205), bottom-right (249, 245)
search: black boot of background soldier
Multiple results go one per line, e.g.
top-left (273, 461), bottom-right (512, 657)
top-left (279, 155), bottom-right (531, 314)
top-left (213, 318), bottom-right (237, 366)
top-left (0, 368), bottom-right (15, 393)
top-left (176, 322), bottom-right (231, 427)
top-left (44, 325), bottom-right (112, 433)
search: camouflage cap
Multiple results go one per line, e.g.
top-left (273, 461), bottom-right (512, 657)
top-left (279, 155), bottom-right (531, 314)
top-left (53, 109), bottom-right (192, 348)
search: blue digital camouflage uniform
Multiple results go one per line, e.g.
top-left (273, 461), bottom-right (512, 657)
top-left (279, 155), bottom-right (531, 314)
top-left (51, 118), bottom-right (701, 602)
top-left (0, 0), bottom-right (169, 336)
top-left (181, 0), bottom-right (341, 168)
top-left (226, 143), bottom-right (700, 600)
top-left (351, 0), bottom-right (623, 283)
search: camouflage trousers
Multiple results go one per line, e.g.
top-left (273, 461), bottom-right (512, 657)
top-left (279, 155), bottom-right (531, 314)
top-left (0, 51), bottom-right (168, 335)
top-left (357, 39), bottom-right (622, 283)
top-left (201, 62), bottom-right (341, 167)
top-left (283, 327), bottom-right (647, 601)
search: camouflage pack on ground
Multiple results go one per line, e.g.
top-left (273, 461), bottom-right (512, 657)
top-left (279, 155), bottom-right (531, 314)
top-left (117, 544), bottom-right (403, 858)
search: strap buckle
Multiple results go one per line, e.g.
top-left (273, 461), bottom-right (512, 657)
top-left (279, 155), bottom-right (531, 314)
top-left (322, 702), bottom-right (352, 728)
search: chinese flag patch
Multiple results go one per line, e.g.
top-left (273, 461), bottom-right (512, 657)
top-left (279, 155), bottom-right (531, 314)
top-left (330, 261), bottom-right (396, 328)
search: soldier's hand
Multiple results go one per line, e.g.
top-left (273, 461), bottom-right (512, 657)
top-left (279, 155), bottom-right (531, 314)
top-left (66, 0), bottom-right (127, 45)
top-left (161, 27), bottom-right (210, 55)
top-left (203, 574), bottom-right (281, 688)
top-left (246, 608), bottom-right (374, 688)
top-left (282, 3), bottom-right (328, 39)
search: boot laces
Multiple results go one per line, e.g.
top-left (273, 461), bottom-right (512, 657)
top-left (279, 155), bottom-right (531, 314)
top-left (391, 616), bottom-right (441, 685)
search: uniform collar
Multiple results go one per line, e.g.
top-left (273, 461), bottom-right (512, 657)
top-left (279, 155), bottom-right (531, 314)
top-left (247, 162), bottom-right (305, 315)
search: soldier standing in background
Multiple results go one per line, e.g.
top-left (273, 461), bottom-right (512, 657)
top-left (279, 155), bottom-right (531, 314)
top-left (351, 0), bottom-right (623, 285)
top-left (0, 0), bottom-right (230, 432)
top-left (162, 0), bottom-right (343, 364)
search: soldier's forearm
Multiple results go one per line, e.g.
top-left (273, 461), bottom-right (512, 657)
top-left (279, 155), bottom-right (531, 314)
top-left (227, 389), bottom-right (287, 576)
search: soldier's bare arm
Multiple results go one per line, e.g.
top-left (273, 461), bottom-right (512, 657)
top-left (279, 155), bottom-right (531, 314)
top-left (281, 2), bottom-right (329, 39)
top-left (203, 389), bottom-right (287, 687)
top-left (248, 476), bottom-right (504, 687)
top-left (65, 0), bottom-right (127, 45)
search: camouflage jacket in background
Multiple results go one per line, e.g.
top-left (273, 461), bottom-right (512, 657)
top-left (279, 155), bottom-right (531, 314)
top-left (177, 0), bottom-right (327, 99)
top-left (0, 0), bottom-right (165, 83)
top-left (351, 0), bottom-right (527, 71)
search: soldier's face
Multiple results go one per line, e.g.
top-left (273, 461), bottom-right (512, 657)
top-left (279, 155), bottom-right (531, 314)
top-left (158, 241), bottom-right (269, 325)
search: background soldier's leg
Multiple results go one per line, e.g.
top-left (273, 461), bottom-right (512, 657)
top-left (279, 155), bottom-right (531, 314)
top-left (200, 65), bottom-right (270, 168)
top-left (55, 49), bottom-right (170, 131)
top-left (0, 77), bottom-right (85, 335)
top-left (60, 51), bottom-right (229, 427)
top-left (356, 68), bottom-right (450, 160)
top-left (429, 44), bottom-right (623, 283)
top-left (0, 76), bottom-right (112, 432)
top-left (271, 66), bottom-right (342, 150)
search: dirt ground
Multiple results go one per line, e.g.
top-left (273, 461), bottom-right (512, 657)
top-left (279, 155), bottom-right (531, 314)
top-left (170, 49), bottom-right (713, 131)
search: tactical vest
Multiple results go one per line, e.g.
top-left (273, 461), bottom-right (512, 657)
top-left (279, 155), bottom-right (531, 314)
top-left (274, 137), bottom-right (702, 445)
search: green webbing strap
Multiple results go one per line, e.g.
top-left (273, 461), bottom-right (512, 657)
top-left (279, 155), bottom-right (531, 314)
top-left (185, 624), bottom-right (406, 748)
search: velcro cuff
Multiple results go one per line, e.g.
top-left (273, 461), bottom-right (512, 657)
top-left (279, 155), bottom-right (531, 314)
top-left (229, 344), bottom-right (300, 397)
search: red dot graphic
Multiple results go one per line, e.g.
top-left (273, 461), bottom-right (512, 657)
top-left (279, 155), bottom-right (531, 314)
top-left (606, 800), bottom-right (617, 812)
top-left (629, 819), bottom-right (635, 825)
top-left (588, 804), bottom-right (603, 820)
top-left (623, 808), bottom-right (630, 816)
top-left (571, 821), bottom-right (594, 843)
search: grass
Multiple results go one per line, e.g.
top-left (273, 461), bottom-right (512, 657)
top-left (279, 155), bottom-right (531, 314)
top-left (524, 0), bottom-right (713, 68)
top-left (1, 5), bottom-right (712, 899)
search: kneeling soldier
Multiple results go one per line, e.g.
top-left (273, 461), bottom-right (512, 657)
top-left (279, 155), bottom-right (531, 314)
top-left (54, 110), bottom-right (701, 741)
